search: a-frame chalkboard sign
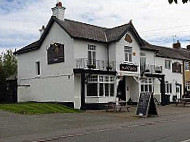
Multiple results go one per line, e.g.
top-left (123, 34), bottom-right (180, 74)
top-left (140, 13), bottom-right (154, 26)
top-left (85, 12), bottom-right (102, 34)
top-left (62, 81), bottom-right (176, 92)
top-left (136, 92), bottom-right (158, 117)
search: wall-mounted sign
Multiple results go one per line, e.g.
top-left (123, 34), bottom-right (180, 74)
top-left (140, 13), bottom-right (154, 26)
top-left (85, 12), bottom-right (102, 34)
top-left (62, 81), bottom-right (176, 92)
top-left (125, 34), bottom-right (132, 43)
top-left (120, 63), bottom-right (138, 72)
top-left (47, 43), bottom-right (64, 64)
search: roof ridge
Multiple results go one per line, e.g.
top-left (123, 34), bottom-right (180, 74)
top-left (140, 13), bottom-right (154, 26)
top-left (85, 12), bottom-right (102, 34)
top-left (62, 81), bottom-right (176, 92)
top-left (63, 18), bottom-right (108, 30)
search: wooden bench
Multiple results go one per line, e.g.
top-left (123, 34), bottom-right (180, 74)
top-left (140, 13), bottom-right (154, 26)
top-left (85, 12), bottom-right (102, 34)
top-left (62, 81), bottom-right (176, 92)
top-left (176, 98), bottom-right (190, 106)
top-left (105, 101), bottom-right (130, 112)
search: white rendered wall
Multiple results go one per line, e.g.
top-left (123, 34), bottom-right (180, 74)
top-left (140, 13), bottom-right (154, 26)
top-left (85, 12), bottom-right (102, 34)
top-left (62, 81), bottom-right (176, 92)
top-left (155, 57), bottom-right (183, 102)
top-left (17, 22), bottom-right (81, 109)
top-left (116, 31), bottom-right (141, 77)
top-left (74, 39), bottom-right (107, 61)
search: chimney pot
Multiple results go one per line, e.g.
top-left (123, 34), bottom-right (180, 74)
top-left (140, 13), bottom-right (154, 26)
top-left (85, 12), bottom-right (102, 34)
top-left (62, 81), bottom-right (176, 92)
top-left (52, 1), bottom-right (66, 20)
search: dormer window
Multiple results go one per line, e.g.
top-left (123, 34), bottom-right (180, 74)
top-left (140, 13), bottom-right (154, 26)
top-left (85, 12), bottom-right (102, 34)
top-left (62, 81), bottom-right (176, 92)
top-left (124, 46), bottom-right (132, 62)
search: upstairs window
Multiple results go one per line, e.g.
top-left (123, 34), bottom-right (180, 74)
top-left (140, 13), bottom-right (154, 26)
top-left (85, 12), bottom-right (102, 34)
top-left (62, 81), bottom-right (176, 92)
top-left (185, 62), bottom-right (190, 71)
top-left (36, 61), bottom-right (40, 76)
top-left (165, 60), bottom-right (171, 69)
top-left (124, 46), bottom-right (132, 62)
top-left (88, 45), bottom-right (96, 66)
top-left (140, 52), bottom-right (146, 73)
top-left (172, 62), bottom-right (181, 73)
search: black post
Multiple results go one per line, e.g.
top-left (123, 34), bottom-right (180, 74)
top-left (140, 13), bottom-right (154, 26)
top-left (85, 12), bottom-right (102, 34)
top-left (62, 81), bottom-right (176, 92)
top-left (80, 73), bottom-right (86, 110)
top-left (160, 75), bottom-right (165, 106)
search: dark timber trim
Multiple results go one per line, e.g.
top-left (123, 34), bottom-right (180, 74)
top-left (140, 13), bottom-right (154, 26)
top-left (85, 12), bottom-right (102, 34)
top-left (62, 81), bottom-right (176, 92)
top-left (73, 69), bottom-right (117, 75)
top-left (80, 72), bottom-right (86, 110)
top-left (144, 73), bottom-right (166, 106)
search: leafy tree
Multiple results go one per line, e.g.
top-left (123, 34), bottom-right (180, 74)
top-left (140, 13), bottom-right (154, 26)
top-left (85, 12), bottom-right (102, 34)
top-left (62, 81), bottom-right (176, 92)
top-left (1, 50), bottom-right (17, 78)
top-left (168, 0), bottom-right (190, 4)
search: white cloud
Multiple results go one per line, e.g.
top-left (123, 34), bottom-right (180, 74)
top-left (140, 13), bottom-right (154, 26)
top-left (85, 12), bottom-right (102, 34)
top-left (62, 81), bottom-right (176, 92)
top-left (1, 0), bottom-right (190, 50)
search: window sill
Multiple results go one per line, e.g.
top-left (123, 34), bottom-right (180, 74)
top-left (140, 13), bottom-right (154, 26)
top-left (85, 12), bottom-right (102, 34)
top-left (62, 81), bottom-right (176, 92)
top-left (35, 75), bottom-right (41, 78)
top-left (86, 96), bottom-right (115, 98)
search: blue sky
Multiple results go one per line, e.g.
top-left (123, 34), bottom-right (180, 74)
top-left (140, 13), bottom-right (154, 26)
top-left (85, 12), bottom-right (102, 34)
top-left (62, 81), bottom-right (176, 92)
top-left (1, 0), bottom-right (190, 52)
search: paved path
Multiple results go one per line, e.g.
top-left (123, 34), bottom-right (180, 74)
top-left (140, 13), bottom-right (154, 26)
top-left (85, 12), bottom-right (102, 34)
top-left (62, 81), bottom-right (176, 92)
top-left (0, 104), bottom-right (190, 142)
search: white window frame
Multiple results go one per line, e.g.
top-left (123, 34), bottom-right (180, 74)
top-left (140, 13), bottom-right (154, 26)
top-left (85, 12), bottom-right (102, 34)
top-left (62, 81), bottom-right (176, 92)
top-left (185, 62), bottom-right (190, 71)
top-left (87, 75), bottom-right (115, 97)
top-left (165, 82), bottom-right (172, 94)
top-left (124, 46), bottom-right (132, 62)
top-left (186, 81), bottom-right (190, 91)
top-left (165, 60), bottom-right (171, 69)
top-left (141, 78), bottom-right (154, 93)
top-left (88, 45), bottom-right (96, 65)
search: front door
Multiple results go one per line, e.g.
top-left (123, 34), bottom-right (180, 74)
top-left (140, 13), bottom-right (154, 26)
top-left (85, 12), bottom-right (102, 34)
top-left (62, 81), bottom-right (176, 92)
top-left (176, 86), bottom-right (180, 99)
top-left (117, 77), bottom-right (126, 101)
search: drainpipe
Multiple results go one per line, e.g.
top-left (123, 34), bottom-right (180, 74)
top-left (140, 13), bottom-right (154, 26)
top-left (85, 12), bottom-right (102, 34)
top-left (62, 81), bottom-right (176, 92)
top-left (107, 43), bottom-right (110, 71)
top-left (183, 60), bottom-right (185, 97)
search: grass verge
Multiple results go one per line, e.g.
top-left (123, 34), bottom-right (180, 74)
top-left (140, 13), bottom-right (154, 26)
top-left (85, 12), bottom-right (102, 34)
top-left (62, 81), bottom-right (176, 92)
top-left (0, 102), bottom-right (81, 115)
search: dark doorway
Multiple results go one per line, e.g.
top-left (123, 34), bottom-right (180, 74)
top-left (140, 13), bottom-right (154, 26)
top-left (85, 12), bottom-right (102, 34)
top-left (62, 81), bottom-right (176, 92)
top-left (117, 77), bottom-right (126, 101)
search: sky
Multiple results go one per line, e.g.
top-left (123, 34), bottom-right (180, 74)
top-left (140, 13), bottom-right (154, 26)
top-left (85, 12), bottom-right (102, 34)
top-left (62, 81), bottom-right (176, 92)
top-left (1, 0), bottom-right (190, 52)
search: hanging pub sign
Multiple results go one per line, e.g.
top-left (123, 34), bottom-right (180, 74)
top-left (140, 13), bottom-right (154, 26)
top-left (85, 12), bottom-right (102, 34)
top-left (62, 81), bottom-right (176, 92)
top-left (136, 92), bottom-right (158, 117)
top-left (47, 43), bottom-right (64, 64)
top-left (120, 63), bottom-right (138, 72)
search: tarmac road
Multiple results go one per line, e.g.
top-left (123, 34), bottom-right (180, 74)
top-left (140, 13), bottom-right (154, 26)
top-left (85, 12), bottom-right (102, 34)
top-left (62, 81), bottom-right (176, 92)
top-left (1, 105), bottom-right (190, 142)
top-left (35, 113), bottom-right (190, 142)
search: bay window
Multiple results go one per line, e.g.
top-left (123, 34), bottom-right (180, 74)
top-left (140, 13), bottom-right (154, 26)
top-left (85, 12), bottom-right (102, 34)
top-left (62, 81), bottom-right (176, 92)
top-left (87, 75), bottom-right (115, 97)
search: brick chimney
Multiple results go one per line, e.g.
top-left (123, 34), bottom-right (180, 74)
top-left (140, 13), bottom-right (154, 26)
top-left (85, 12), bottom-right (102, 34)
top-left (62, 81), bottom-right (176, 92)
top-left (173, 40), bottom-right (181, 49)
top-left (52, 1), bottom-right (66, 21)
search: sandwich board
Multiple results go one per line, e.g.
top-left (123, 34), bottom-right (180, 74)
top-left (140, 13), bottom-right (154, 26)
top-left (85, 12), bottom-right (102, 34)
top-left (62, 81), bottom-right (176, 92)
top-left (136, 92), bottom-right (158, 117)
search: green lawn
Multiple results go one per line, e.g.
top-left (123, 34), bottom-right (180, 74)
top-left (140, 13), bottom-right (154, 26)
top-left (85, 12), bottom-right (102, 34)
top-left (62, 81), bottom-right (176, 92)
top-left (0, 103), bottom-right (80, 115)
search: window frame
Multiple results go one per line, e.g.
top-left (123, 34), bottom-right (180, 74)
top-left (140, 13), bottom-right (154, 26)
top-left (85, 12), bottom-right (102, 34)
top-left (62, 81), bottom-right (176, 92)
top-left (165, 82), bottom-right (172, 94)
top-left (186, 81), bottom-right (190, 91)
top-left (87, 75), bottom-right (115, 97)
top-left (185, 62), bottom-right (190, 71)
top-left (141, 78), bottom-right (154, 93)
top-left (124, 46), bottom-right (132, 62)
top-left (36, 61), bottom-right (41, 76)
top-left (165, 60), bottom-right (171, 70)
top-left (88, 45), bottom-right (96, 66)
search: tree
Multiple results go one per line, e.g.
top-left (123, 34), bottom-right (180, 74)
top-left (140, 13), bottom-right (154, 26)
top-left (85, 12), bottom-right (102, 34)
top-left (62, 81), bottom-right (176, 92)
top-left (0, 50), bottom-right (17, 79)
top-left (168, 0), bottom-right (190, 4)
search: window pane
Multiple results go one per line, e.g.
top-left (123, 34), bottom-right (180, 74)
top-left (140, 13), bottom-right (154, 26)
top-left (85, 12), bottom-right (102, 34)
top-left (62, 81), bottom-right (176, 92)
top-left (141, 85), bottom-right (144, 92)
top-left (87, 83), bottom-right (97, 96)
top-left (170, 84), bottom-right (172, 93)
top-left (105, 84), bottom-right (109, 96)
top-left (149, 85), bottom-right (152, 92)
top-left (125, 53), bottom-right (128, 61)
top-left (110, 84), bottom-right (114, 97)
top-left (99, 83), bottom-right (104, 96)
top-left (129, 54), bottom-right (132, 62)
top-left (145, 85), bottom-right (148, 92)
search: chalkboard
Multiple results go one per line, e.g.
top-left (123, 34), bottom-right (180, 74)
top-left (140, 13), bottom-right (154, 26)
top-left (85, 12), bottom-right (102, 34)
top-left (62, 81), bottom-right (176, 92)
top-left (136, 92), bottom-right (158, 117)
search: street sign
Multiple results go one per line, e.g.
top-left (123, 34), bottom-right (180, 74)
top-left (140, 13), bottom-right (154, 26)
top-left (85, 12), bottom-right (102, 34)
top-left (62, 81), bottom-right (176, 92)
top-left (136, 92), bottom-right (158, 117)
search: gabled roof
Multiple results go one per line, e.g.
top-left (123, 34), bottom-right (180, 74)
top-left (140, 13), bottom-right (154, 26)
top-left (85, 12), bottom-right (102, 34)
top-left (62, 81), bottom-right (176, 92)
top-left (15, 16), bottom-right (145, 55)
top-left (144, 40), bottom-right (190, 61)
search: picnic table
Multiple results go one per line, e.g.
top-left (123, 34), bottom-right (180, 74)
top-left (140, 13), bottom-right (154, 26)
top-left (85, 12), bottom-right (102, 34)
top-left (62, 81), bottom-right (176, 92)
top-left (105, 101), bottom-right (130, 112)
top-left (176, 98), bottom-right (190, 106)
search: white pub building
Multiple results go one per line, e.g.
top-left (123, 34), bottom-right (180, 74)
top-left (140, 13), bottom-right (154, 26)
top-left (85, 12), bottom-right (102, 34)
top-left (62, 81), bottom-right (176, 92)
top-left (15, 2), bottom-right (190, 110)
